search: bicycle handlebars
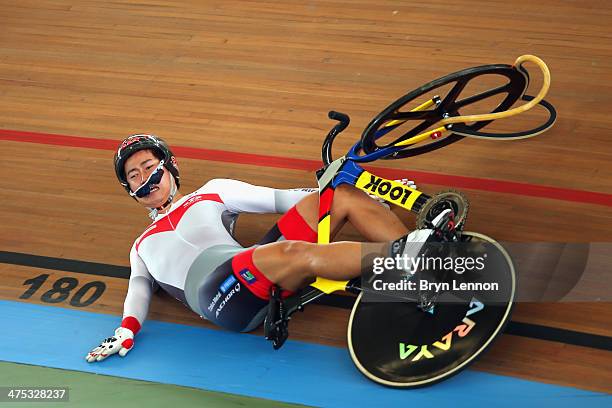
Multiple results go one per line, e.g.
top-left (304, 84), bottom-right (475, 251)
top-left (322, 111), bottom-right (350, 166)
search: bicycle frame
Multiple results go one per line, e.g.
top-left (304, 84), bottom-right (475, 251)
top-left (264, 55), bottom-right (556, 350)
top-left (309, 96), bottom-right (442, 296)
top-left (263, 106), bottom-right (441, 348)
top-left (311, 158), bottom-right (430, 293)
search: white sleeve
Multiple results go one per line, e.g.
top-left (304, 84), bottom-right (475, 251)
top-left (202, 178), bottom-right (317, 214)
top-left (122, 244), bottom-right (155, 326)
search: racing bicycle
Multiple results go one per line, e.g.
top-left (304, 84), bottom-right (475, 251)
top-left (264, 55), bottom-right (556, 387)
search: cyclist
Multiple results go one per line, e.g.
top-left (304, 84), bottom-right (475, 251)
top-left (86, 134), bottom-right (427, 363)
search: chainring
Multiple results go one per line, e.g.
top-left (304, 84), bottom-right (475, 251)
top-left (416, 190), bottom-right (469, 229)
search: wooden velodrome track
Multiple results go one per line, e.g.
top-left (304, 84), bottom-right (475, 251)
top-left (1, 0), bottom-right (611, 395)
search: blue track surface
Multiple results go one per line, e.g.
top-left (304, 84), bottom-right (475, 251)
top-left (1, 300), bottom-right (609, 407)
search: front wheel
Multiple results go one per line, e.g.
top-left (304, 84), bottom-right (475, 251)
top-left (347, 231), bottom-right (516, 388)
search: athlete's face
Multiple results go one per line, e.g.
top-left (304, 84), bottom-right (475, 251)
top-left (124, 149), bottom-right (173, 208)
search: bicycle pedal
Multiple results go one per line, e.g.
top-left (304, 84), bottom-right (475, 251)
top-left (264, 285), bottom-right (296, 350)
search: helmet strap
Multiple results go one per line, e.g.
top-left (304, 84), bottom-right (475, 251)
top-left (147, 175), bottom-right (178, 220)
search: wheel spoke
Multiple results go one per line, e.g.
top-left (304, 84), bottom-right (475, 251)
top-left (390, 110), bottom-right (439, 121)
top-left (440, 79), bottom-right (469, 109)
top-left (454, 83), bottom-right (510, 109)
top-left (393, 118), bottom-right (439, 145)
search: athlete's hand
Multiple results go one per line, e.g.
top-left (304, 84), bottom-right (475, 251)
top-left (85, 327), bottom-right (134, 363)
top-left (397, 178), bottom-right (417, 191)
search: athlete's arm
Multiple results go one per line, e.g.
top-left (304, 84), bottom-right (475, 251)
top-left (203, 178), bottom-right (317, 214)
top-left (86, 245), bottom-right (155, 362)
top-left (121, 245), bottom-right (156, 328)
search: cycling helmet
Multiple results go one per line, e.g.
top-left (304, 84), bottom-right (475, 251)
top-left (114, 134), bottom-right (180, 194)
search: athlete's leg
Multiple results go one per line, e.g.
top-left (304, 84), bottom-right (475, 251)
top-left (253, 240), bottom-right (388, 291)
top-left (296, 184), bottom-right (408, 242)
top-left (249, 184), bottom-right (410, 292)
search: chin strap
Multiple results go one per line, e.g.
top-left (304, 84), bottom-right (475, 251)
top-left (147, 176), bottom-right (178, 220)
